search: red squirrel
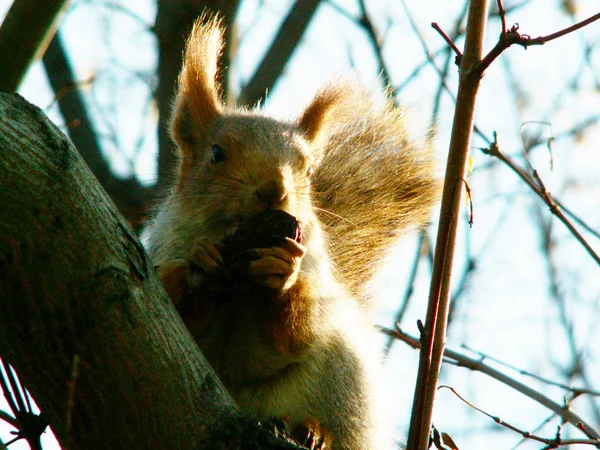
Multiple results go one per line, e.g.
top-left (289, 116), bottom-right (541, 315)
top-left (146, 15), bottom-right (438, 449)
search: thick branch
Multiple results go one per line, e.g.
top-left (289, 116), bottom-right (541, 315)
top-left (0, 93), bottom-right (299, 449)
top-left (0, 0), bottom-right (68, 92)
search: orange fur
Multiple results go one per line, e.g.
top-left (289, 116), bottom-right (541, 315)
top-left (269, 276), bottom-right (316, 356)
top-left (170, 14), bottom-right (224, 182)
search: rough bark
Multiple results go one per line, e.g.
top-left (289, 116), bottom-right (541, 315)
top-left (0, 92), bottom-right (272, 449)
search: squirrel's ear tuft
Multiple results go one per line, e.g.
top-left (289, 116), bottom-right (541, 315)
top-left (298, 84), bottom-right (350, 143)
top-left (170, 13), bottom-right (224, 149)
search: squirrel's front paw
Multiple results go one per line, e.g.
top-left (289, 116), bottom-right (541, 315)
top-left (292, 418), bottom-right (332, 450)
top-left (230, 237), bottom-right (306, 292)
top-left (187, 238), bottom-right (226, 288)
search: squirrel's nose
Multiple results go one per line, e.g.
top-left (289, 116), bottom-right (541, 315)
top-left (256, 180), bottom-right (288, 208)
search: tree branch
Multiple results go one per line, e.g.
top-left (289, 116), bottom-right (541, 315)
top-left (478, 11), bottom-right (600, 73)
top-left (480, 136), bottom-right (600, 266)
top-left (42, 31), bottom-right (152, 221)
top-left (0, 93), bottom-right (302, 450)
top-left (239, 0), bottom-right (322, 107)
top-left (386, 327), bottom-right (600, 440)
top-left (406, 2), bottom-right (489, 449)
top-left (0, 0), bottom-right (69, 92)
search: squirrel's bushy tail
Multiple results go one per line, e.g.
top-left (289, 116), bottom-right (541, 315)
top-left (307, 83), bottom-right (439, 299)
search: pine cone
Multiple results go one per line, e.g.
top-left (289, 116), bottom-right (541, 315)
top-left (221, 210), bottom-right (302, 266)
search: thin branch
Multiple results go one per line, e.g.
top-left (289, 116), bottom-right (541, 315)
top-left (0, 361), bottom-right (19, 424)
top-left (527, 12), bottom-right (600, 45)
top-left (398, 0), bottom-right (462, 100)
top-left (556, 198), bottom-right (600, 241)
top-left (440, 385), bottom-right (600, 447)
top-left (534, 207), bottom-right (600, 424)
top-left (480, 135), bottom-right (600, 267)
top-left (2, 361), bottom-right (27, 417)
top-left (478, 11), bottom-right (600, 74)
top-left (429, 1), bottom-right (470, 131)
top-left (356, 0), bottom-right (394, 93)
top-left (0, 409), bottom-right (17, 429)
top-left (461, 344), bottom-right (600, 397)
top-left (397, 0), bottom-right (494, 146)
top-left (328, 0), bottom-right (395, 95)
top-left (0, 359), bottom-right (46, 450)
top-left (384, 234), bottom-right (429, 354)
top-left (448, 196), bottom-right (515, 325)
top-left (385, 327), bottom-right (600, 440)
top-left (510, 411), bottom-right (564, 450)
top-left (431, 22), bottom-right (462, 64)
top-left (78, 0), bottom-right (152, 30)
top-left (496, 0), bottom-right (507, 33)
top-left (42, 30), bottom-right (152, 221)
top-left (406, 3), bottom-right (489, 449)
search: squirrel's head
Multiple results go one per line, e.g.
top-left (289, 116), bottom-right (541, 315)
top-left (168, 15), bottom-right (353, 241)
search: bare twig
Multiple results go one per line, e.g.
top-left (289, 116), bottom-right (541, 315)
top-left (385, 327), bottom-right (600, 440)
top-left (556, 198), bottom-right (600, 241)
top-left (461, 344), bottom-right (600, 397)
top-left (78, 0), bottom-right (152, 30)
top-left (431, 22), bottom-right (463, 64)
top-left (534, 208), bottom-right (600, 424)
top-left (239, 0), bottom-right (322, 106)
top-left (0, 409), bottom-right (18, 429)
top-left (356, 0), bottom-right (394, 94)
top-left (526, 12), bottom-right (600, 45)
top-left (480, 135), bottom-right (600, 266)
top-left (384, 234), bottom-right (430, 354)
top-left (42, 30), bottom-right (152, 221)
top-left (398, 0), bottom-right (464, 100)
top-left (0, 359), bottom-right (46, 450)
top-left (510, 411), bottom-right (564, 450)
top-left (496, 0), bottom-right (507, 33)
top-left (406, 3), bottom-right (489, 449)
top-left (478, 11), bottom-right (600, 74)
top-left (440, 385), bottom-right (600, 447)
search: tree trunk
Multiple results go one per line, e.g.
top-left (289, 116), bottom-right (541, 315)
top-left (0, 92), bottom-right (301, 449)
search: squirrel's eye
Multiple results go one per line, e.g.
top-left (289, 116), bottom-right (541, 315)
top-left (211, 144), bottom-right (227, 164)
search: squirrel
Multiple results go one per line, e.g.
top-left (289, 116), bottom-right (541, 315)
top-left (145, 14), bottom-right (439, 450)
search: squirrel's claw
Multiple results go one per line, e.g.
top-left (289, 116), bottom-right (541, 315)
top-left (229, 238), bottom-right (306, 292)
top-left (292, 417), bottom-right (332, 450)
top-left (187, 239), bottom-right (226, 286)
